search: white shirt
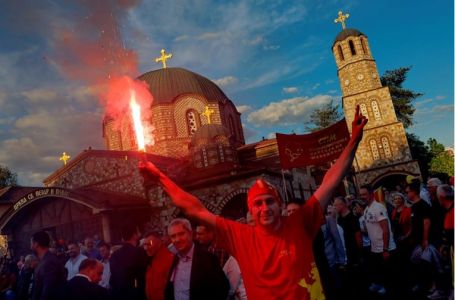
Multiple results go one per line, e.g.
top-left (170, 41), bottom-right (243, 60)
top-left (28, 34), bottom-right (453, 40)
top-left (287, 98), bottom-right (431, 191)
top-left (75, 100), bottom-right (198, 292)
top-left (65, 254), bottom-right (88, 280)
top-left (358, 215), bottom-right (371, 247)
top-left (223, 256), bottom-right (247, 300)
top-left (364, 201), bottom-right (396, 253)
top-left (172, 244), bottom-right (194, 300)
top-left (99, 259), bottom-right (110, 289)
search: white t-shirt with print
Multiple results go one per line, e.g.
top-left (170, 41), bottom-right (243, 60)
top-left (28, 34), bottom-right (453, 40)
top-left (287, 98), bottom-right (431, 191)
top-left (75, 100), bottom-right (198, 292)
top-left (364, 201), bottom-right (396, 253)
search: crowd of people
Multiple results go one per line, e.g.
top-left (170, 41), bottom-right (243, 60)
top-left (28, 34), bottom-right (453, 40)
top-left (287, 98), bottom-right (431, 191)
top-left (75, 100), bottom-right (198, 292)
top-left (0, 107), bottom-right (452, 300)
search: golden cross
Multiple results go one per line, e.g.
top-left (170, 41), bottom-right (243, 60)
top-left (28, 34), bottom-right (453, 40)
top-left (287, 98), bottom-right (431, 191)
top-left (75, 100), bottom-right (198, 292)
top-left (155, 49), bottom-right (173, 69)
top-left (59, 152), bottom-right (70, 165)
top-left (201, 106), bottom-right (215, 124)
top-left (334, 11), bottom-right (349, 30)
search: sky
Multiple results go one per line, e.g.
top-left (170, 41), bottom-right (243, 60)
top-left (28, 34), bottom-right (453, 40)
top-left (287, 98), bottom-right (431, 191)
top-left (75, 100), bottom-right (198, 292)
top-left (0, 0), bottom-right (453, 186)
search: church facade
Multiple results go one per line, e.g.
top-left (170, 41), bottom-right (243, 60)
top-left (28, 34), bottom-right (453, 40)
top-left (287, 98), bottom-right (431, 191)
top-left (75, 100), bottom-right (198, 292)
top-left (0, 13), bottom-right (420, 255)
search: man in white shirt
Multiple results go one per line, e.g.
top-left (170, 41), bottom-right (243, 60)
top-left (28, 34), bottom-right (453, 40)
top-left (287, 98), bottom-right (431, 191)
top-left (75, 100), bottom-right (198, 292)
top-left (360, 185), bottom-right (396, 296)
top-left (98, 242), bottom-right (111, 289)
top-left (65, 242), bottom-right (88, 280)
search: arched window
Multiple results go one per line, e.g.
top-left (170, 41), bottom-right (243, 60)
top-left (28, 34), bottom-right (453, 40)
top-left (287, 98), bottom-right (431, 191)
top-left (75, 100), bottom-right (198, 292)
top-left (381, 137), bottom-right (392, 158)
top-left (371, 100), bottom-right (381, 120)
top-left (337, 45), bottom-right (344, 61)
top-left (370, 139), bottom-right (380, 160)
top-left (186, 109), bottom-right (200, 136)
top-left (202, 147), bottom-right (209, 167)
top-left (218, 144), bottom-right (225, 162)
top-left (349, 40), bottom-right (356, 56)
top-left (360, 38), bottom-right (368, 54)
top-left (360, 103), bottom-right (368, 118)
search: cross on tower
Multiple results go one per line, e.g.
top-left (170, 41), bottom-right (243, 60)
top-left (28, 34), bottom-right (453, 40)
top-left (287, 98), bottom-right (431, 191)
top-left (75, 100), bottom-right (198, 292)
top-left (201, 106), bottom-right (215, 124)
top-left (334, 11), bottom-right (350, 30)
top-left (155, 49), bottom-right (173, 69)
top-left (59, 152), bottom-right (70, 165)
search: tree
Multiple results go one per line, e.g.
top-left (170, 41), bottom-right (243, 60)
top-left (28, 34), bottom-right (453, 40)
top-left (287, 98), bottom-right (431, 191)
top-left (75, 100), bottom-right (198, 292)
top-left (429, 152), bottom-right (454, 178)
top-left (427, 137), bottom-right (453, 178)
top-left (381, 66), bottom-right (423, 128)
top-left (305, 99), bottom-right (342, 132)
top-left (406, 133), bottom-right (432, 180)
top-left (0, 165), bottom-right (18, 189)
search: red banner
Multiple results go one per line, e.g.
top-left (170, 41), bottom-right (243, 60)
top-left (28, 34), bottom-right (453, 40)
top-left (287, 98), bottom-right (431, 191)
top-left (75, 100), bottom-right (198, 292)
top-left (276, 119), bottom-right (350, 169)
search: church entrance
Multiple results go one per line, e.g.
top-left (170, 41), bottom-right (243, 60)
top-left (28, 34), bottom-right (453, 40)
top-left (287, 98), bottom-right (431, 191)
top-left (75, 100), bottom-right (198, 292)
top-left (220, 193), bottom-right (248, 221)
top-left (2, 196), bottom-right (101, 257)
top-left (372, 173), bottom-right (409, 191)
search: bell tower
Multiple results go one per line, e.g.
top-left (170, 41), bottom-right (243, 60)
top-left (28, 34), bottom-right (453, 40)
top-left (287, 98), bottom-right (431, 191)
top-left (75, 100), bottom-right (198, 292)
top-left (332, 11), bottom-right (420, 186)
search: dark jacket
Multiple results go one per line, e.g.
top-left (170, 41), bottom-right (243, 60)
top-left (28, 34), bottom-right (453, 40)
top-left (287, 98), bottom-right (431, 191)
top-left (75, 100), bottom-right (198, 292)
top-left (32, 251), bottom-right (66, 300)
top-left (165, 246), bottom-right (229, 300)
top-left (109, 243), bottom-right (148, 300)
top-left (66, 275), bottom-right (110, 300)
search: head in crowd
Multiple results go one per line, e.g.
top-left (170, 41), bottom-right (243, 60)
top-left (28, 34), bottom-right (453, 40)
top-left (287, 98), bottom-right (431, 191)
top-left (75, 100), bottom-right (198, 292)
top-left (98, 243), bottom-right (110, 260)
top-left (79, 258), bottom-right (104, 284)
top-left (24, 254), bottom-right (39, 270)
top-left (286, 202), bottom-right (301, 216)
top-left (121, 222), bottom-right (141, 245)
top-left (333, 196), bottom-right (349, 216)
top-left (168, 218), bottom-right (193, 255)
top-left (326, 204), bottom-right (337, 218)
top-left (142, 231), bottom-right (163, 257)
top-left (391, 192), bottom-right (406, 208)
top-left (247, 179), bottom-right (282, 229)
top-left (405, 179), bottom-right (421, 203)
top-left (84, 237), bottom-right (95, 250)
top-left (351, 199), bottom-right (367, 217)
top-left (195, 225), bottom-right (214, 247)
top-left (427, 177), bottom-right (442, 198)
top-left (437, 184), bottom-right (454, 209)
top-left (67, 242), bottom-right (81, 259)
top-left (31, 231), bottom-right (51, 252)
top-left (359, 185), bottom-right (374, 204)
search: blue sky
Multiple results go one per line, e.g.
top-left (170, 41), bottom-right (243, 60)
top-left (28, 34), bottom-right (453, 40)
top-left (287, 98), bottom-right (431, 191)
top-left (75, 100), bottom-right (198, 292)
top-left (0, 0), bottom-right (453, 186)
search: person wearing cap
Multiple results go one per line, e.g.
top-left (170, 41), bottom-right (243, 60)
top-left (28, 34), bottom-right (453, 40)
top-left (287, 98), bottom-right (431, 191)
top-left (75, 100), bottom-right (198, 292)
top-left (139, 107), bottom-right (368, 300)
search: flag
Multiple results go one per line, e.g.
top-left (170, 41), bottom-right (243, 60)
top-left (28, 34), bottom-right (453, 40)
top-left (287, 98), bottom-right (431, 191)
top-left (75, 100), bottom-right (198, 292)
top-left (276, 119), bottom-right (350, 169)
top-left (374, 186), bottom-right (385, 203)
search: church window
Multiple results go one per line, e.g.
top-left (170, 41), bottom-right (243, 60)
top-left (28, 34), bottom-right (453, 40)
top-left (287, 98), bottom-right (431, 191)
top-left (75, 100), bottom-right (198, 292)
top-left (186, 110), bottom-right (200, 136)
top-left (371, 100), bottom-right (382, 120)
top-left (202, 147), bottom-right (209, 167)
top-left (360, 38), bottom-right (368, 54)
top-left (370, 139), bottom-right (380, 160)
top-left (349, 40), bottom-right (356, 56)
top-left (381, 137), bottom-right (392, 158)
top-left (228, 115), bottom-right (236, 140)
top-left (218, 144), bottom-right (225, 162)
top-left (360, 103), bottom-right (368, 118)
top-left (337, 45), bottom-right (344, 61)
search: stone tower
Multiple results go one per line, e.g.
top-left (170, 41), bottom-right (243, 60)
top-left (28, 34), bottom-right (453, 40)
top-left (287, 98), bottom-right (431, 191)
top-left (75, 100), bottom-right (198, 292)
top-left (332, 13), bottom-right (420, 186)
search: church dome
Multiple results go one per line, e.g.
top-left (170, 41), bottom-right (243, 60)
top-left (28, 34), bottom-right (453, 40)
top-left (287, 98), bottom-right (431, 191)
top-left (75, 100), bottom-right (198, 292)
top-left (333, 28), bottom-right (365, 45)
top-left (138, 67), bottom-right (230, 105)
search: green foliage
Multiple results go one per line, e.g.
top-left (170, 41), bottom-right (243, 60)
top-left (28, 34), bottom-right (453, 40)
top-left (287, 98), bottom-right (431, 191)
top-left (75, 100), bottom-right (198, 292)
top-left (305, 99), bottom-right (342, 132)
top-left (381, 66), bottom-right (423, 128)
top-left (427, 138), bottom-right (445, 157)
top-left (429, 152), bottom-right (454, 177)
top-left (406, 133), bottom-right (431, 179)
top-left (0, 165), bottom-right (18, 189)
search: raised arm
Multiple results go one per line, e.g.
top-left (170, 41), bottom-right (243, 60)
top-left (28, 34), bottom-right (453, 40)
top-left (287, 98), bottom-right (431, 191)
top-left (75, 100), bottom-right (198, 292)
top-left (139, 161), bottom-right (216, 227)
top-left (314, 106), bottom-right (368, 210)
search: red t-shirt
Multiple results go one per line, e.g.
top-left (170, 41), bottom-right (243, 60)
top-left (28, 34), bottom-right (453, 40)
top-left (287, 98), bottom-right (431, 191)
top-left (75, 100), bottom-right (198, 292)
top-left (215, 196), bottom-right (325, 300)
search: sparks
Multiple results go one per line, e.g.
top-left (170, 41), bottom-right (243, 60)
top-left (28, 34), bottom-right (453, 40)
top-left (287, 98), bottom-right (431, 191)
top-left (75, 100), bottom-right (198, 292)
top-left (129, 90), bottom-right (146, 151)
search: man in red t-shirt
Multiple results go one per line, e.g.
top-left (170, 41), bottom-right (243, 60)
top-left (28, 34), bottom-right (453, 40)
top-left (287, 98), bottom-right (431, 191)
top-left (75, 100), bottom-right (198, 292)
top-left (139, 107), bottom-right (367, 300)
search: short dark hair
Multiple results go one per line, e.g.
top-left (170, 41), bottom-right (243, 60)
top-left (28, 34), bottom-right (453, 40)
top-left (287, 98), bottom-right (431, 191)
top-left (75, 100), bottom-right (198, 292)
top-left (360, 185), bottom-right (373, 193)
top-left (334, 196), bottom-right (347, 205)
top-left (98, 242), bottom-right (110, 250)
top-left (31, 231), bottom-right (50, 248)
top-left (121, 223), bottom-right (139, 241)
top-left (406, 179), bottom-right (420, 194)
top-left (79, 258), bottom-right (98, 272)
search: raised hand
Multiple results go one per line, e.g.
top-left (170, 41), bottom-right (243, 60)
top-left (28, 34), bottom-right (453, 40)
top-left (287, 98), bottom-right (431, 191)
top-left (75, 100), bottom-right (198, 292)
top-left (351, 105), bottom-right (368, 141)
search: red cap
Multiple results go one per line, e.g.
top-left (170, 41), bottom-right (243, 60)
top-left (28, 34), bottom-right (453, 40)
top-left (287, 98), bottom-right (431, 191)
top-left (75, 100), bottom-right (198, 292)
top-left (247, 179), bottom-right (281, 210)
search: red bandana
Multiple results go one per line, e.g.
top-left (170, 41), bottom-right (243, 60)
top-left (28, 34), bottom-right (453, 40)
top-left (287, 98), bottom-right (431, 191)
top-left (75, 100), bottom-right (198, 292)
top-left (247, 179), bottom-right (281, 210)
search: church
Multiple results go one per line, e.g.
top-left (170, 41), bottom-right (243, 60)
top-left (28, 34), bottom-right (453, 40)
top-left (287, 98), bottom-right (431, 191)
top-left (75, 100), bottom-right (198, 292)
top-left (0, 12), bottom-right (420, 256)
